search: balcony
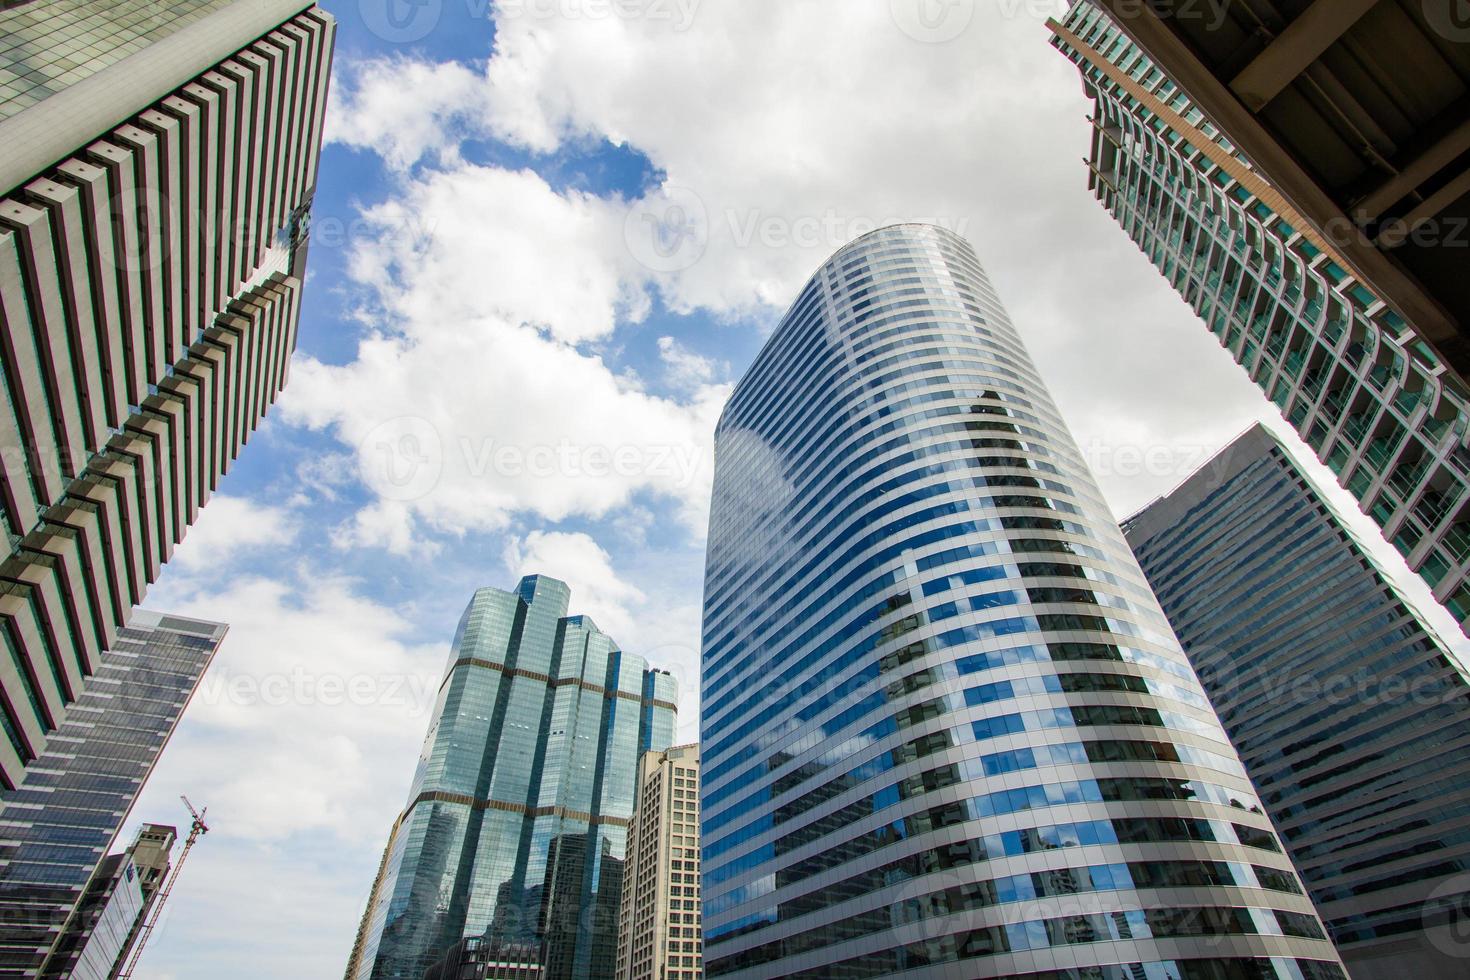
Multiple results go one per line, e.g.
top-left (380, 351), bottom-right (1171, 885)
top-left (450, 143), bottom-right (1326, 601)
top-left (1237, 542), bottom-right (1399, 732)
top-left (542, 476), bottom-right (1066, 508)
top-left (1362, 430), bottom-right (1406, 474)
top-left (1340, 413), bottom-right (1373, 446)
top-left (1386, 457), bottom-right (1429, 500)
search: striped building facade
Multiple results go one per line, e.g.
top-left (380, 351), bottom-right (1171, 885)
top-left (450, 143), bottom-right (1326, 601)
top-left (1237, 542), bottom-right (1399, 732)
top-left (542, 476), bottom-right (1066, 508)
top-left (699, 224), bottom-right (1345, 978)
top-left (1123, 424), bottom-right (1470, 978)
top-left (0, 0), bottom-right (335, 788)
top-left (1050, 2), bottom-right (1470, 635)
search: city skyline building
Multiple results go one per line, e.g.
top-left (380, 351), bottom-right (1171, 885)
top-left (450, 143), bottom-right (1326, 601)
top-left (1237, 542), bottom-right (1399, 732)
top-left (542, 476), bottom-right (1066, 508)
top-left (0, 610), bottom-right (224, 978)
top-left (0, 0), bottom-right (336, 789)
top-left (1050, 2), bottom-right (1470, 635)
top-left (615, 744), bottom-right (701, 980)
top-left (699, 223), bottom-right (1345, 978)
top-left (1122, 423), bottom-right (1470, 978)
top-left (346, 576), bottom-right (677, 980)
top-left (1054, 0), bottom-right (1470, 383)
top-left (42, 823), bottom-right (176, 980)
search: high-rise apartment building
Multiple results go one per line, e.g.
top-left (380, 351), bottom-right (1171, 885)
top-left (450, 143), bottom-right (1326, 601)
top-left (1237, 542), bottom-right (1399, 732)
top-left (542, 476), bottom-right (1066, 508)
top-left (43, 823), bottom-right (176, 980)
top-left (699, 223), bottom-right (1345, 978)
top-left (615, 744), bottom-right (701, 980)
top-left (1050, 3), bottom-right (1470, 634)
top-left (1051, 0), bottom-right (1470, 382)
top-left (1122, 423), bottom-right (1470, 979)
top-left (0, 0), bottom-right (335, 789)
top-left (0, 610), bottom-right (224, 977)
top-left (346, 577), bottom-right (677, 980)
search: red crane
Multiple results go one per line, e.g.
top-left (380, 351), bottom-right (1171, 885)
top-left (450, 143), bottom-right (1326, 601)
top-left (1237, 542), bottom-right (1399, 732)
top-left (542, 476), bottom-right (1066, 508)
top-left (117, 796), bottom-right (209, 978)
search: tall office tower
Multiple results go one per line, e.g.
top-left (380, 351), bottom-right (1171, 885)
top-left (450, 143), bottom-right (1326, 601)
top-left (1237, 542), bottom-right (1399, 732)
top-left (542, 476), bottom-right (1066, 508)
top-left (347, 577), bottom-right (678, 980)
top-left (614, 744), bottom-right (701, 980)
top-left (0, 0), bottom-right (335, 789)
top-left (0, 610), bottom-right (223, 977)
top-left (1048, 0), bottom-right (1470, 381)
top-left (700, 224), bottom-right (1346, 979)
top-left (1122, 423), bottom-right (1470, 979)
top-left (42, 823), bottom-right (176, 980)
top-left (1050, 3), bottom-right (1470, 634)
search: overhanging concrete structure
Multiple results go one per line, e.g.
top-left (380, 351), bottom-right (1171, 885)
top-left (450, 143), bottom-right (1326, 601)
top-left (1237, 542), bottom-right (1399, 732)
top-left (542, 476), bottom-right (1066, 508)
top-left (1087, 0), bottom-right (1470, 387)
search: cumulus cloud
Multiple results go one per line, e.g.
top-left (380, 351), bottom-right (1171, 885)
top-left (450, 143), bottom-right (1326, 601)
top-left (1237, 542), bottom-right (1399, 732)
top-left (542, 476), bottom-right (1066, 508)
top-left (657, 335), bottom-right (717, 389)
top-left (504, 529), bottom-right (645, 637)
top-left (135, 572), bottom-right (444, 837)
top-left (339, 164), bottom-right (647, 345)
top-left (122, 568), bottom-right (448, 977)
top-left (325, 56), bottom-right (492, 171)
top-left (279, 164), bottom-right (730, 551)
top-left (169, 496), bottom-right (298, 570)
top-left (314, 0), bottom-right (1267, 520)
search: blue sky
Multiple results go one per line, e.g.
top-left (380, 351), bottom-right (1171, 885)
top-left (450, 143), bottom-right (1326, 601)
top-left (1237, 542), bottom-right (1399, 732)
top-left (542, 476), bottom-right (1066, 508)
top-left (110, 1), bottom-right (1470, 977)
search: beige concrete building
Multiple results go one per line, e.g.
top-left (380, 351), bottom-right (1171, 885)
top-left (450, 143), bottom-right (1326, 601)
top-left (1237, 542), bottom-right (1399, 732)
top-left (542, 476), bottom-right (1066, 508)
top-left (615, 744), bottom-right (701, 980)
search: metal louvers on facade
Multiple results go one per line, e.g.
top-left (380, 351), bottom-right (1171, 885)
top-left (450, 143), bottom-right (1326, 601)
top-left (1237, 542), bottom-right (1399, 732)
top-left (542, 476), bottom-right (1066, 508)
top-left (0, 4), bottom-right (335, 788)
top-left (1122, 424), bottom-right (1470, 979)
top-left (1050, 2), bottom-right (1470, 636)
top-left (347, 577), bottom-right (677, 980)
top-left (699, 224), bottom-right (1346, 978)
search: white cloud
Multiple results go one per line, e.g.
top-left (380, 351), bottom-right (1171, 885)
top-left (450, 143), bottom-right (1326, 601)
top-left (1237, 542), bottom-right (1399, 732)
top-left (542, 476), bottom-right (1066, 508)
top-left (475, 0), bottom-right (1086, 315)
top-left (504, 529), bottom-right (644, 637)
top-left (169, 495), bottom-right (298, 570)
top-left (120, 567), bottom-right (449, 977)
top-left (135, 572), bottom-right (444, 841)
top-left (310, 0), bottom-right (1267, 525)
top-left (340, 164), bottom-right (647, 345)
top-left (330, 499), bottom-right (431, 558)
top-left (279, 164), bottom-right (730, 551)
top-left (657, 335), bottom-right (716, 389)
top-left (325, 55), bottom-right (491, 171)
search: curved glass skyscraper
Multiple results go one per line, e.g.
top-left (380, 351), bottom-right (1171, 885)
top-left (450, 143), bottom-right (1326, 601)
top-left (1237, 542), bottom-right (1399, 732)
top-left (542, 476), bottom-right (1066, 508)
top-left (699, 224), bottom-right (1346, 978)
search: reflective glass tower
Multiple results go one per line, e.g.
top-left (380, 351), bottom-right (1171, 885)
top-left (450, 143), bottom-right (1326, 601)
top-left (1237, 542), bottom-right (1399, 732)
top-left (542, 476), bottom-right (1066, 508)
top-left (1050, 2), bottom-right (1470, 634)
top-left (0, 0), bottom-right (335, 790)
top-left (347, 576), bottom-right (677, 980)
top-left (0, 610), bottom-right (223, 977)
top-left (1123, 423), bottom-right (1470, 978)
top-left (700, 224), bottom-right (1345, 978)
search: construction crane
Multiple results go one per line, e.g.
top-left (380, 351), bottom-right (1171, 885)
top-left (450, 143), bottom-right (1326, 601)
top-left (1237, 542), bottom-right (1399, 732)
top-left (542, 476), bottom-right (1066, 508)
top-left (117, 796), bottom-right (209, 978)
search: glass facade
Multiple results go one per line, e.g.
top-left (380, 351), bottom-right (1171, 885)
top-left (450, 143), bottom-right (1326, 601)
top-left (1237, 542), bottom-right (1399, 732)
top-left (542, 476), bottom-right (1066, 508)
top-left (0, 611), bottom-right (222, 977)
top-left (65, 854), bottom-right (145, 980)
top-left (0, 0), bottom-right (238, 119)
top-left (348, 577), bottom-right (677, 980)
top-left (49, 823), bottom-right (175, 980)
top-left (698, 223), bottom-right (1345, 978)
top-left (1123, 423), bottom-right (1470, 978)
top-left (1052, 2), bottom-right (1470, 634)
